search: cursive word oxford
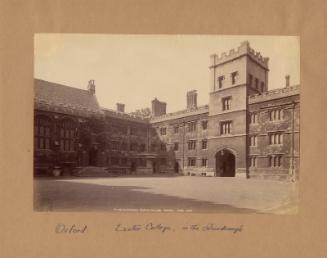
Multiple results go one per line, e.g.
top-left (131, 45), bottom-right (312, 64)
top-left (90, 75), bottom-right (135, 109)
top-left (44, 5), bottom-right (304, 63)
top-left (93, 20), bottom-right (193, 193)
top-left (55, 224), bottom-right (87, 234)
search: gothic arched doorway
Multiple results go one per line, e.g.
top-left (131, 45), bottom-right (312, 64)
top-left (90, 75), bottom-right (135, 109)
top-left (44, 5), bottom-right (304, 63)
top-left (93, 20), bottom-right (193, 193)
top-left (215, 149), bottom-right (236, 177)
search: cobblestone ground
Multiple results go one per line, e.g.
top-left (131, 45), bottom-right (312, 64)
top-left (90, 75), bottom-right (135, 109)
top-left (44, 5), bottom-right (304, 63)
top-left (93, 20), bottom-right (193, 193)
top-left (34, 176), bottom-right (298, 214)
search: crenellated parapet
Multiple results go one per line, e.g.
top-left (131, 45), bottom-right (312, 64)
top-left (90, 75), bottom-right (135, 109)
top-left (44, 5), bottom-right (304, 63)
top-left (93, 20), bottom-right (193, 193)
top-left (210, 41), bottom-right (269, 70)
top-left (150, 105), bottom-right (209, 123)
top-left (248, 85), bottom-right (300, 104)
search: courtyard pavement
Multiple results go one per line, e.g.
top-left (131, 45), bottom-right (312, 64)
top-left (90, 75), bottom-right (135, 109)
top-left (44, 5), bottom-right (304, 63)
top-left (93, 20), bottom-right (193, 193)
top-left (34, 176), bottom-right (298, 214)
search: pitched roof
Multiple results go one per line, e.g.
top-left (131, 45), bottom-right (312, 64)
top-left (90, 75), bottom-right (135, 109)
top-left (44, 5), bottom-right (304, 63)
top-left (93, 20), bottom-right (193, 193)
top-left (34, 79), bottom-right (103, 117)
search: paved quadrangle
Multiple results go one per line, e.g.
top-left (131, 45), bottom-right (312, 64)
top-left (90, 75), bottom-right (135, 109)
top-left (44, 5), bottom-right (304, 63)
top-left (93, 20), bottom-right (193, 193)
top-left (34, 176), bottom-right (298, 214)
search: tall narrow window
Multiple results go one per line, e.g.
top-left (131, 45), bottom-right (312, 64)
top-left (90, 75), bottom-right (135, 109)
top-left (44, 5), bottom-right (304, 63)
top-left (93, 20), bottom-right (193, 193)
top-left (220, 121), bottom-right (232, 135)
top-left (174, 126), bottom-right (179, 133)
top-left (222, 96), bottom-right (232, 111)
top-left (261, 82), bottom-right (265, 92)
top-left (201, 139), bottom-right (207, 149)
top-left (249, 135), bottom-right (257, 146)
top-left (269, 132), bottom-right (283, 145)
top-left (248, 74), bottom-right (253, 86)
top-left (231, 71), bottom-right (239, 85)
top-left (59, 120), bottom-right (76, 151)
top-left (255, 78), bottom-right (259, 89)
top-left (250, 113), bottom-right (258, 124)
top-left (187, 122), bottom-right (196, 132)
top-left (188, 157), bottom-right (196, 166)
top-left (35, 116), bottom-right (52, 150)
top-left (269, 109), bottom-right (283, 121)
top-left (249, 156), bottom-right (257, 167)
top-left (269, 155), bottom-right (282, 167)
top-left (218, 76), bottom-right (225, 88)
top-left (174, 142), bottom-right (179, 151)
top-left (201, 158), bottom-right (208, 167)
top-left (202, 120), bottom-right (208, 130)
top-left (160, 127), bottom-right (166, 135)
top-left (188, 140), bottom-right (196, 150)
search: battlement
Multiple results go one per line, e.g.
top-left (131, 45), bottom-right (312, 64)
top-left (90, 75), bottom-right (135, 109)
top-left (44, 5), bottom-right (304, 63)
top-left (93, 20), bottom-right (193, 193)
top-left (248, 85), bottom-right (300, 104)
top-left (150, 105), bottom-right (209, 123)
top-left (210, 41), bottom-right (269, 70)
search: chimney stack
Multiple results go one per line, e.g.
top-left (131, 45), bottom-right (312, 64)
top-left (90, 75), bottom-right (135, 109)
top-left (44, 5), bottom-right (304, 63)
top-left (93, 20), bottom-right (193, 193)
top-left (285, 75), bottom-right (290, 87)
top-left (116, 103), bottom-right (125, 112)
top-left (88, 80), bottom-right (95, 94)
top-left (187, 90), bottom-right (197, 109)
top-left (151, 98), bottom-right (167, 117)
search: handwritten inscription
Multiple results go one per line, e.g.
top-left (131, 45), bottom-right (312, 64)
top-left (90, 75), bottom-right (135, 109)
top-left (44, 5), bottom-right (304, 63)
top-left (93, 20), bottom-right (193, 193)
top-left (55, 224), bottom-right (87, 234)
top-left (115, 223), bottom-right (172, 233)
top-left (115, 223), bottom-right (243, 234)
top-left (54, 223), bottom-right (243, 234)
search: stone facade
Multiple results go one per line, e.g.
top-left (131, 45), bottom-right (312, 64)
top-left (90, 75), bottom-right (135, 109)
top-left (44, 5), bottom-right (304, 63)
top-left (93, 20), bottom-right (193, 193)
top-left (34, 41), bottom-right (300, 180)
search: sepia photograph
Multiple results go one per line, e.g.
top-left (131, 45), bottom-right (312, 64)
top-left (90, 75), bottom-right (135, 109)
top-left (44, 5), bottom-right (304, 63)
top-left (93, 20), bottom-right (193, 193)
top-left (33, 34), bottom-right (300, 214)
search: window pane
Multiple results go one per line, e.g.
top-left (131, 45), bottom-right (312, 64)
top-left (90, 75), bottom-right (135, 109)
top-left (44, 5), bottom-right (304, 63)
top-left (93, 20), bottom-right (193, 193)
top-left (45, 138), bottom-right (50, 149)
top-left (39, 126), bottom-right (44, 136)
top-left (39, 138), bottom-right (44, 149)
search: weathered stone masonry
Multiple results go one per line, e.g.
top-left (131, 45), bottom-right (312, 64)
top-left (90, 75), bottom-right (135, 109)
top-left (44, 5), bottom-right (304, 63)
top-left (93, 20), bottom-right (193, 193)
top-left (34, 41), bottom-right (300, 180)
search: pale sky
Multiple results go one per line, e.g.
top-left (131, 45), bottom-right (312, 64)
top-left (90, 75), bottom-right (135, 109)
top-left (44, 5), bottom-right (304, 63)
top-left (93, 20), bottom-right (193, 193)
top-left (34, 34), bottom-right (300, 113)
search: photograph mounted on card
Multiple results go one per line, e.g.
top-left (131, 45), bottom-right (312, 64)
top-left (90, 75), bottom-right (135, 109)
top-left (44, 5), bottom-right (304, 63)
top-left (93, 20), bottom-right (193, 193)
top-left (33, 34), bottom-right (300, 214)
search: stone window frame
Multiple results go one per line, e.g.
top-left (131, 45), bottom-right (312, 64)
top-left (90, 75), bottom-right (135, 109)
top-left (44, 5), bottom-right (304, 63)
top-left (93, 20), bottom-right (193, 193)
top-left (268, 155), bottom-right (282, 167)
top-left (187, 121), bottom-right (197, 132)
top-left (174, 142), bottom-right (179, 151)
top-left (249, 112), bottom-right (258, 124)
top-left (269, 109), bottom-right (284, 121)
top-left (268, 132), bottom-right (283, 145)
top-left (248, 73), bottom-right (253, 87)
top-left (217, 75), bottom-right (225, 88)
top-left (201, 158), bottom-right (208, 167)
top-left (231, 71), bottom-right (239, 85)
top-left (220, 120), bottom-right (232, 135)
top-left (187, 140), bottom-right (197, 150)
top-left (160, 127), bottom-right (167, 135)
top-left (59, 119), bottom-right (76, 152)
top-left (201, 120), bottom-right (208, 130)
top-left (222, 96), bottom-right (232, 111)
top-left (35, 115), bottom-right (52, 150)
top-left (249, 156), bottom-right (257, 167)
top-left (249, 135), bottom-right (257, 147)
top-left (187, 157), bottom-right (196, 167)
top-left (255, 77), bottom-right (259, 89)
top-left (201, 139), bottom-right (208, 149)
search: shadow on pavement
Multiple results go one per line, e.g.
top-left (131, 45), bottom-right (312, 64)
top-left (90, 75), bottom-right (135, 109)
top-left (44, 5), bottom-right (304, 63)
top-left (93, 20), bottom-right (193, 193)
top-left (34, 179), bottom-right (258, 213)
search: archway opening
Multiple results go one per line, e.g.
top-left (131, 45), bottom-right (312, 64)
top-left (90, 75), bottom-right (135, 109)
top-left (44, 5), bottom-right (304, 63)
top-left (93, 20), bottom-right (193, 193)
top-left (215, 149), bottom-right (236, 177)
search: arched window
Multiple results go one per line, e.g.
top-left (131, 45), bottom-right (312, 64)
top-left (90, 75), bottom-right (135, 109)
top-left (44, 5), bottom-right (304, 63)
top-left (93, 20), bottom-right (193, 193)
top-left (59, 120), bottom-right (76, 151)
top-left (35, 116), bottom-right (52, 150)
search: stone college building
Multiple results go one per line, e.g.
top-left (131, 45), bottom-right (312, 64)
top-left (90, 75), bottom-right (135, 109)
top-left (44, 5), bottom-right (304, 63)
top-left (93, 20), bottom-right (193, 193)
top-left (34, 41), bottom-right (300, 180)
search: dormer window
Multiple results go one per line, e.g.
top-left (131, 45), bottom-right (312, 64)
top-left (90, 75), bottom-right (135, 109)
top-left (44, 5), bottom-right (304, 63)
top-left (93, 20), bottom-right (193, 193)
top-left (231, 71), bottom-right (239, 85)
